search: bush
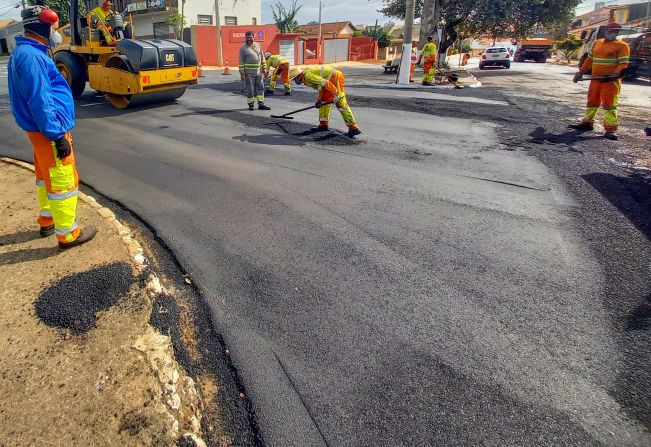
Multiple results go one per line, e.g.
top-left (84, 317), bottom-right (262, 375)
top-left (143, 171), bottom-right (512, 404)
top-left (554, 35), bottom-right (583, 63)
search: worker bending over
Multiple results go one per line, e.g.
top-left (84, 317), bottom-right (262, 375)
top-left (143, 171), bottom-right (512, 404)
top-left (289, 65), bottom-right (361, 138)
top-left (264, 52), bottom-right (291, 95)
top-left (571, 21), bottom-right (630, 140)
top-left (418, 36), bottom-right (437, 86)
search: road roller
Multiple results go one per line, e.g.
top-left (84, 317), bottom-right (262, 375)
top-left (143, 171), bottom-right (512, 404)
top-left (54, 0), bottom-right (198, 108)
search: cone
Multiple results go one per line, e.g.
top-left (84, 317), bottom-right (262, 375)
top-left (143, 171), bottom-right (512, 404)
top-left (223, 58), bottom-right (231, 75)
top-left (198, 61), bottom-right (205, 77)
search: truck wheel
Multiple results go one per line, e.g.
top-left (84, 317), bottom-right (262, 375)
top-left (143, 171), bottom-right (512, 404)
top-left (54, 51), bottom-right (86, 99)
top-left (538, 56), bottom-right (547, 63)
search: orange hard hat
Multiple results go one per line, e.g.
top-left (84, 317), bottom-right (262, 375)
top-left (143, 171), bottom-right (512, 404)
top-left (606, 21), bottom-right (622, 31)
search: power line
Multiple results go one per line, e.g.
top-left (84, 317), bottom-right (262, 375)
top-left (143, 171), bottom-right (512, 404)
top-left (0, 1), bottom-right (21, 17)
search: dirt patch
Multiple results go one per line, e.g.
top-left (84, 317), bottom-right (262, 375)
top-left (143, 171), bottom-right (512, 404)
top-left (0, 162), bottom-right (203, 446)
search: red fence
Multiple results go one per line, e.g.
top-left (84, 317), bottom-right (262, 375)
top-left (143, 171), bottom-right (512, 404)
top-left (350, 37), bottom-right (378, 61)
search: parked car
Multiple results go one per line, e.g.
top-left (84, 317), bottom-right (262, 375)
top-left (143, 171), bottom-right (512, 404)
top-left (479, 47), bottom-right (511, 69)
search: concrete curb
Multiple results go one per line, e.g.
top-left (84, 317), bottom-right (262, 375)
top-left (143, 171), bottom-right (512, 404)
top-left (0, 156), bottom-right (207, 447)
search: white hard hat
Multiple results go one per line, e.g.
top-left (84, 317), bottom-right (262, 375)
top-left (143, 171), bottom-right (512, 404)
top-left (264, 52), bottom-right (271, 59)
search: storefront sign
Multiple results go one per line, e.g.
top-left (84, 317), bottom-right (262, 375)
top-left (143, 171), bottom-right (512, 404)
top-left (229, 29), bottom-right (265, 43)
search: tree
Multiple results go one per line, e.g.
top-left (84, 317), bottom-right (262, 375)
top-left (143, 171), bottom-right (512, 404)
top-left (166, 13), bottom-right (186, 40)
top-left (32, 0), bottom-right (73, 25)
top-left (271, 0), bottom-right (302, 34)
top-left (362, 28), bottom-right (392, 48)
top-left (554, 34), bottom-right (582, 63)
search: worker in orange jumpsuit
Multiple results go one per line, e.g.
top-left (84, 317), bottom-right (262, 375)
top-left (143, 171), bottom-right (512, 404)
top-left (264, 52), bottom-right (291, 95)
top-left (289, 66), bottom-right (361, 138)
top-left (418, 36), bottom-right (437, 85)
top-left (571, 21), bottom-right (630, 140)
top-left (409, 42), bottom-right (417, 82)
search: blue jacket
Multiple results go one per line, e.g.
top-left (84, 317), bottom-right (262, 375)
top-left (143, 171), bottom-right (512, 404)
top-left (8, 37), bottom-right (75, 140)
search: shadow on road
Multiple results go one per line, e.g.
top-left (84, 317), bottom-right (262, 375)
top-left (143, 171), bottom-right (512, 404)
top-left (0, 246), bottom-right (59, 265)
top-left (528, 126), bottom-right (603, 146)
top-left (233, 133), bottom-right (306, 146)
top-left (582, 171), bottom-right (651, 242)
top-left (171, 107), bottom-right (244, 118)
top-left (0, 230), bottom-right (41, 246)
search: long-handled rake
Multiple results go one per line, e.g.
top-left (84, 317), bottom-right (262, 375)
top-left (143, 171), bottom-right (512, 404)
top-left (270, 101), bottom-right (334, 120)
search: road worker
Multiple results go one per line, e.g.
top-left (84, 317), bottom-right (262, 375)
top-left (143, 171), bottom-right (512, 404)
top-left (289, 66), bottom-right (361, 138)
top-left (239, 31), bottom-right (270, 111)
top-left (571, 21), bottom-right (630, 140)
top-left (8, 5), bottom-right (97, 248)
top-left (264, 52), bottom-right (291, 95)
top-left (418, 36), bottom-right (437, 85)
top-left (410, 42), bottom-right (417, 82)
top-left (90, 0), bottom-right (116, 45)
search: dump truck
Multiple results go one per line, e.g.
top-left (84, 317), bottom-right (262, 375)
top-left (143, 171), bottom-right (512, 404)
top-left (513, 38), bottom-right (554, 63)
top-left (54, 0), bottom-right (198, 108)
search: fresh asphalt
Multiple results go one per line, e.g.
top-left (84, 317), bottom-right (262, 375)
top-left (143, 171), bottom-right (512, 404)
top-left (0, 59), bottom-right (649, 446)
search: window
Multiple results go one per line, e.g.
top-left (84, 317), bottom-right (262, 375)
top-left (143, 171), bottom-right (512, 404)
top-left (197, 15), bottom-right (213, 25)
top-left (252, 17), bottom-right (257, 25)
top-left (225, 16), bottom-right (238, 25)
top-left (485, 48), bottom-right (507, 53)
top-left (153, 22), bottom-right (171, 39)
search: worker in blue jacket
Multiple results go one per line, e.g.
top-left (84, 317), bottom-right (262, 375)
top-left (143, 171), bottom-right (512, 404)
top-left (8, 4), bottom-right (96, 249)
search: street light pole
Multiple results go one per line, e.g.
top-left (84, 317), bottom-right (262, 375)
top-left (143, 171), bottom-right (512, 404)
top-left (398, 0), bottom-right (415, 84)
top-left (214, 0), bottom-right (223, 66)
top-left (317, 0), bottom-right (323, 60)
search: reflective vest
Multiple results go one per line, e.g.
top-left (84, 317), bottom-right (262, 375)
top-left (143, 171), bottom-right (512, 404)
top-left (580, 38), bottom-right (630, 77)
top-left (90, 6), bottom-right (114, 24)
top-left (266, 54), bottom-right (289, 71)
top-left (422, 42), bottom-right (437, 58)
top-left (302, 66), bottom-right (339, 95)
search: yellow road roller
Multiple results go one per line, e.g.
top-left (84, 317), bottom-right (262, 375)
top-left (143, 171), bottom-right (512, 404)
top-left (54, 0), bottom-right (198, 108)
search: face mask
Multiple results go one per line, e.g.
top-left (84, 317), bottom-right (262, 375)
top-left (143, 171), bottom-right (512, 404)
top-left (605, 32), bottom-right (617, 41)
top-left (49, 30), bottom-right (62, 47)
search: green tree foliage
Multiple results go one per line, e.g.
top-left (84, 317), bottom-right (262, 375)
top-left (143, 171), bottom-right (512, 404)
top-left (166, 13), bottom-right (186, 40)
top-left (554, 34), bottom-right (583, 63)
top-left (271, 0), bottom-right (301, 34)
top-left (31, 0), bottom-right (72, 25)
top-left (362, 27), bottom-right (392, 48)
top-left (380, 0), bottom-right (580, 40)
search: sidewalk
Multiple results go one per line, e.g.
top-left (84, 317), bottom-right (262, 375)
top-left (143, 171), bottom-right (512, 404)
top-left (0, 159), bottom-right (206, 447)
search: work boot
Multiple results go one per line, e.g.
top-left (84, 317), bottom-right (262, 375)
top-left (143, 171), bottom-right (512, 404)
top-left (568, 122), bottom-right (594, 131)
top-left (258, 104), bottom-right (271, 110)
top-left (248, 104), bottom-right (254, 111)
top-left (58, 226), bottom-right (98, 250)
top-left (347, 127), bottom-right (362, 139)
top-left (266, 89), bottom-right (274, 95)
top-left (284, 91), bottom-right (291, 96)
top-left (310, 125), bottom-right (329, 132)
top-left (39, 224), bottom-right (55, 238)
top-left (604, 131), bottom-right (619, 141)
top-left (422, 82), bottom-right (432, 86)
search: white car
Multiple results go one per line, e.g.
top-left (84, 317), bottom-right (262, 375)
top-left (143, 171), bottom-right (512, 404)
top-left (479, 47), bottom-right (511, 69)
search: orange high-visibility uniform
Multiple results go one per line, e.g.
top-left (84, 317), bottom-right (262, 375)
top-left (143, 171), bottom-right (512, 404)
top-left (265, 54), bottom-right (291, 92)
top-left (421, 42), bottom-right (437, 84)
top-left (579, 38), bottom-right (630, 132)
top-left (301, 66), bottom-right (358, 130)
top-left (410, 47), bottom-right (417, 82)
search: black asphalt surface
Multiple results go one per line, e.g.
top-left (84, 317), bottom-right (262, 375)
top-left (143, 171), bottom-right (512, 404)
top-left (1, 61), bottom-right (650, 446)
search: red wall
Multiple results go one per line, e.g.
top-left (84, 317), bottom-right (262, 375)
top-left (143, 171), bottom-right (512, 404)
top-left (191, 25), bottom-right (299, 67)
top-left (350, 37), bottom-right (378, 61)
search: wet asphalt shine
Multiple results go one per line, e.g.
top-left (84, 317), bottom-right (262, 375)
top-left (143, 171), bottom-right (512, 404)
top-left (1, 61), bottom-right (650, 447)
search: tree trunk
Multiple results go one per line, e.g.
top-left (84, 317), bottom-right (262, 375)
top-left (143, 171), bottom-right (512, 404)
top-left (418, 0), bottom-right (434, 49)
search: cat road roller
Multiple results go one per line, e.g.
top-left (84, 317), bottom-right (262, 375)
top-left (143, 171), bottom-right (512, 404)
top-left (54, 0), bottom-right (198, 108)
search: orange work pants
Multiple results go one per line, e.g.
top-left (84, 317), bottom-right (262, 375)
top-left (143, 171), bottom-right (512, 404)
top-left (270, 63), bottom-right (291, 92)
top-left (27, 131), bottom-right (81, 244)
top-left (422, 56), bottom-right (436, 84)
top-left (318, 71), bottom-right (357, 129)
top-left (581, 79), bottom-right (621, 132)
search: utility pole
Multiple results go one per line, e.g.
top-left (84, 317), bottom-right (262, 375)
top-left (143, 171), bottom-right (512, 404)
top-left (317, 0), bottom-right (323, 60)
top-left (646, 0), bottom-right (650, 28)
top-left (398, 0), bottom-right (415, 84)
top-left (214, 0), bottom-right (223, 66)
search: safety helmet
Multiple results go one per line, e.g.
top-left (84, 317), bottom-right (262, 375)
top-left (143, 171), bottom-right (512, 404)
top-left (427, 35), bottom-right (434, 41)
top-left (289, 66), bottom-right (303, 80)
top-left (264, 52), bottom-right (271, 59)
top-left (606, 21), bottom-right (622, 31)
top-left (21, 4), bottom-right (58, 40)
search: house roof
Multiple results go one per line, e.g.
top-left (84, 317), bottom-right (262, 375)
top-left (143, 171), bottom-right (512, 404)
top-left (0, 19), bottom-right (17, 29)
top-left (297, 21), bottom-right (356, 36)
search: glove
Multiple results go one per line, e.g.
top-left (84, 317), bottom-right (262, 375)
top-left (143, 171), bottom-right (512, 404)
top-left (601, 75), bottom-right (618, 82)
top-left (53, 136), bottom-right (71, 159)
top-left (573, 72), bottom-right (583, 83)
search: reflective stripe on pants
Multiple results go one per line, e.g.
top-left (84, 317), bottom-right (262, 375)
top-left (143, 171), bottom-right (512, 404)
top-left (270, 64), bottom-right (291, 92)
top-left (245, 73), bottom-right (265, 105)
top-left (582, 79), bottom-right (621, 132)
top-left (28, 131), bottom-right (80, 243)
top-left (318, 71), bottom-right (357, 128)
top-left (422, 56), bottom-right (436, 84)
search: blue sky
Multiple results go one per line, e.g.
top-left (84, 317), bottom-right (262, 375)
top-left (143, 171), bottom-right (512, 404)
top-left (261, 0), bottom-right (388, 27)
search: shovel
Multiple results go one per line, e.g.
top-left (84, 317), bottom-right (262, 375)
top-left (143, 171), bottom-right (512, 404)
top-left (434, 65), bottom-right (464, 89)
top-left (579, 64), bottom-right (638, 81)
top-left (270, 101), bottom-right (334, 120)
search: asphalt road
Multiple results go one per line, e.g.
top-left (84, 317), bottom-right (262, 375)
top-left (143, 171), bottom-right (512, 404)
top-left (1, 58), bottom-right (649, 446)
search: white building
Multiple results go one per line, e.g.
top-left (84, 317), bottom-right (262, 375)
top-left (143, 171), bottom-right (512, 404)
top-left (115, 0), bottom-right (261, 40)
